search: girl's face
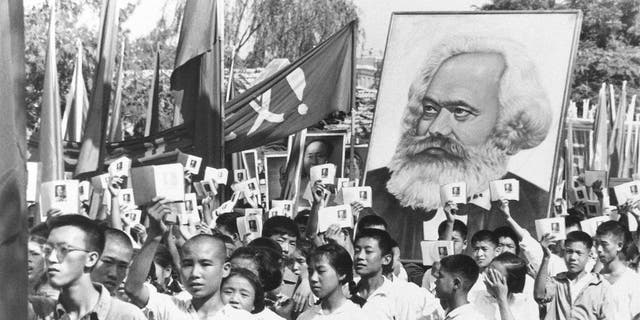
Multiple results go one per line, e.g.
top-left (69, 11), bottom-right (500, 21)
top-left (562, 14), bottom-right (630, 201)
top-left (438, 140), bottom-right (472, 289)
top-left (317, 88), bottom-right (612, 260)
top-left (308, 255), bottom-right (343, 300)
top-left (221, 275), bottom-right (256, 312)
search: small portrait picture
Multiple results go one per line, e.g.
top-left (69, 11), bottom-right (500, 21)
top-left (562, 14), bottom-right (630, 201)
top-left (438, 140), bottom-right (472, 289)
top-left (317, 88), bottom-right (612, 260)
top-left (551, 222), bottom-right (560, 233)
top-left (248, 183), bottom-right (256, 191)
top-left (577, 190), bottom-right (585, 199)
top-left (504, 183), bottom-right (513, 193)
top-left (554, 205), bottom-right (563, 214)
top-left (236, 172), bottom-right (245, 182)
top-left (321, 168), bottom-right (329, 178)
top-left (248, 220), bottom-right (258, 232)
top-left (190, 160), bottom-right (197, 168)
top-left (203, 183), bottom-right (212, 192)
top-left (359, 190), bottom-right (368, 200)
top-left (588, 205), bottom-right (597, 215)
top-left (79, 185), bottom-right (85, 195)
top-left (185, 200), bottom-right (193, 212)
top-left (123, 194), bottom-right (131, 203)
top-left (116, 162), bottom-right (123, 170)
top-left (54, 185), bottom-right (67, 202)
top-left (284, 204), bottom-right (291, 212)
top-left (451, 186), bottom-right (461, 197)
top-left (337, 209), bottom-right (347, 220)
top-left (631, 185), bottom-right (639, 195)
top-left (341, 180), bottom-right (349, 188)
top-left (438, 246), bottom-right (448, 258)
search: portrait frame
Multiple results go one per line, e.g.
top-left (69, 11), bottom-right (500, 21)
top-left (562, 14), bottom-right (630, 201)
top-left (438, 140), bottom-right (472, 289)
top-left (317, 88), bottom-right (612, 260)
top-left (263, 152), bottom-right (288, 209)
top-left (241, 149), bottom-right (260, 179)
top-left (304, 131), bottom-right (347, 179)
top-left (363, 11), bottom-right (582, 261)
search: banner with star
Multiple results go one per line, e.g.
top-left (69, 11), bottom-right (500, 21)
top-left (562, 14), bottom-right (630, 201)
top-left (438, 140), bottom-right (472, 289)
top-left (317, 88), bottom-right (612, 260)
top-left (224, 20), bottom-right (356, 153)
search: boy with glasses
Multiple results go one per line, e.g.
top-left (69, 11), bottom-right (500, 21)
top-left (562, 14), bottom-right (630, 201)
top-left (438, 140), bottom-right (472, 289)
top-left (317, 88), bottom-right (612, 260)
top-left (34, 215), bottom-right (145, 320)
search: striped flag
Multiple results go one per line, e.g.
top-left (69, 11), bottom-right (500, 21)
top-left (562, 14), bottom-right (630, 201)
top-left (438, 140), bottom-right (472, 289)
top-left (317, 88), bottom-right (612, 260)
top-left (591, 84), bottom-right (609, 171)
top-left (0, 0), bottom-right (28, 318)
top-left (61, 39), bottom-right (89, 143)
top-left (39, 1), bottom-right (64, 182)
top-left (75, 0), bottom-right (118, 177)
top-left (108, 38), bottom-right (125, 142)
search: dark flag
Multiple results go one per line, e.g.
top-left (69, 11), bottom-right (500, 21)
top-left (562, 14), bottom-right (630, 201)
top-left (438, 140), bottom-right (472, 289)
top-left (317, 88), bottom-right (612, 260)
top-left (170, 0), bottom-right (223, 168)
top-left (61, 40), bottom-right (89, 143)
top-left (280, 130), bottom-right (306, 205)
top-left (108, 39), bottom-right (125, 142)
top-left (144, 49), bottom-right (161, 136)
top-left (224, 20), bottom-right (356, 154)
top-left (0, 0), bottom-right (28, 319)
top-left (75, 0), bottom-right (118, 176)
top-left (40, 2), bottom-right (64, 182)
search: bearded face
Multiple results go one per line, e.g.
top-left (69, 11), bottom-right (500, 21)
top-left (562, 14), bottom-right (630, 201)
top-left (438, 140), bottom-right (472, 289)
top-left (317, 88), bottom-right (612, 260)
top-left (386, 53), bottom-right (511, 211)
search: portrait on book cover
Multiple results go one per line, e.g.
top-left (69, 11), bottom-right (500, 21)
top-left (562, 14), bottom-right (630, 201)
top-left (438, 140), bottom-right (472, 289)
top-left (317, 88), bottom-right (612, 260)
top-left (364, 12), bottom-right (581, 260)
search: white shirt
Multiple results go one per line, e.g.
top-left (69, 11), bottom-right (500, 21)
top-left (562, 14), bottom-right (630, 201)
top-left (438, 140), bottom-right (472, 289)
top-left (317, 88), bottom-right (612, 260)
top-left (518, 229), bottom-right (567, 276)
top-left (445, 303), bottom-right (487, 320)
top-left (297, 300), bottom-right (367, 320)
top-left (360, 277), bottom-right (443, 320)
top-left (253, 307), bottom-right (285, 320)
top-left (568, 272), bottom-right (592, 304)
top-left (144, 288), bottom-right (251, 320)
top-left (472, 291), bottom-right (539, 320)
top-left (608, 267), bottom-right (640, 320)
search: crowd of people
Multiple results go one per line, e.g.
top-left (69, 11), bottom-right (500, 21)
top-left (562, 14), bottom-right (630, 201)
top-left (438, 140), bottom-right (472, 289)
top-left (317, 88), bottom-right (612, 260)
top-left (25, 166), bottom-right (640, 320)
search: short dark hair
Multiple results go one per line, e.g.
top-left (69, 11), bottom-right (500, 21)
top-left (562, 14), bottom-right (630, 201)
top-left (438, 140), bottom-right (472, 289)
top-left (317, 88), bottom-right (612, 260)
top-left (248, 237), bottom-right (282, 256)
top-left (47, 215), bottom-right (105, 254)
top-left (439, 254), bottom-right (479, 292)
top-left (354, 228), bottom-right (394, 274)
top-left (494, 226), bottom-right (520, 255)
top-left (293, 210), bottom-right (310, 225)
top-left (357, 215), bottom-right (388, 231)
top-left (30, 222), bottom-right (50, 240)
top-left (596, 220), bottom-right (632, 259)
top-left (565, 231), bottom-right (593, 249)
top-left (492, 252), bottom-right (527, 294)
top-left (437, 219), bottom-right (468, 240)
top-left (104, 228), bottom-right (133, 251)
top-left (262, 216), bottom-right (299, 239)
top-left (216, 212), bottom-right (242, 235)
top-left (308, 244), bottom-right (353, 285)
top-left (470, 230), bottom-right (498, 248)
top-left (230, 246), bottom-right (283, 292)
top-left (223, 268), bottom-right (265, 313)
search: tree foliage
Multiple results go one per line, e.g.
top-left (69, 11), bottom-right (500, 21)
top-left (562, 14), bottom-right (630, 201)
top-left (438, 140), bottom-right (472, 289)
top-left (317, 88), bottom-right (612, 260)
top-left (482, 0), bottom-right (640, 104)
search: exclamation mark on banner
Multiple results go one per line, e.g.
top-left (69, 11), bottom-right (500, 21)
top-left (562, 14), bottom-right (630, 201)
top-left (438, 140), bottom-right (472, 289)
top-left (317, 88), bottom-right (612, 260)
top-left (286, 68), bottom-right (308, 115)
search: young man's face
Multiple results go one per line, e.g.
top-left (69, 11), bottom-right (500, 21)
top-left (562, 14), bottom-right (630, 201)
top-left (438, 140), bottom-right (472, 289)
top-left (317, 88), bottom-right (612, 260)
top-left (594, 233), bottom-right (623, 265)
top-left (91, 238), bottom-right (134, 294)
top-left (451, 231), bottom-right (466, 255)
top-left (434, 268), bottom-right (455, 301)
top-left (180, 240), bottom-right (230, 299)
top-left (269, 233), bottom-right (296, 258)
top-left (564, 241), bottom-right (590, 275)
top-left (45, 226), bottom-right (96, 289)
top-left (472, 240), bottom-right (498, 269)
top-left (497, 236), bottom-right (517, 255)
top-left (354, 237), bottom-right (390, 277)
top-left (28, 240), bottom-right (46, 284)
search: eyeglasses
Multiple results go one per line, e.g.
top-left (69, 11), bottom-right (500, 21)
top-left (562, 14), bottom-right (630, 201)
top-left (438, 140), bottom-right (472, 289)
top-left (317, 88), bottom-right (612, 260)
top-left (42, 243), bottom-right (91, 261)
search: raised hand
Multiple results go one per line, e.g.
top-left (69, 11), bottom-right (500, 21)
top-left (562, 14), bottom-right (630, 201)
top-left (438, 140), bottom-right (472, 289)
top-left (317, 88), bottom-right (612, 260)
top-left (108, 176), bottom-right (123, 197)
top-left (443, 201), bottom-right (457, 221)
top-left (484, 268), bottom-right (509, 302)
top-left (499, 199), bottom-right (511, 219)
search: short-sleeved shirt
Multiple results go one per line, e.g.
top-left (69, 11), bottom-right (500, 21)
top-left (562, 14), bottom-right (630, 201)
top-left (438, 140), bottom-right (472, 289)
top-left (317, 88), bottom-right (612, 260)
top-left (472, 291), bottom-right (539, 320)
top-left (297, 300), bottom-right (367, 320)
top-left (32, 283), bottom-right (146, 320)
top-left (539, 271), bottom-right (614, 320)
top-left (144, 287), bottom-right (250, 320)
top-left (358, 277), bottom-right (443, 320)
top-left (608, 267), bottom-right (640, 320)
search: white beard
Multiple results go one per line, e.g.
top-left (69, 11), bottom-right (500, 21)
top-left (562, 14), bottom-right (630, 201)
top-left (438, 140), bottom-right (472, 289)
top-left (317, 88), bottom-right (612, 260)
top-left (386, 136), bottom-right (508, 211)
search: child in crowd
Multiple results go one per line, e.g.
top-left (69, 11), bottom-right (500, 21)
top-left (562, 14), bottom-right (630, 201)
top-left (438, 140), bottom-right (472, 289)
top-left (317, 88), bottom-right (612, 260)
top-left (90, 228), bottom-right (135, 296)
top-left (125, 197), bottom-right (249, 320)
top-left (422, 218), bottom-right (468, 292)
top-left (434, 254), bottom-right (486, 320)
top-left (353, 228), bottom-right (441, 320)
top-left (468, 230), bottom-right (500, 301)
top-left (594, 221), bottom-right (640, 319)
top-left (297, 244), bottom-right (367, 320)
top-left (473, 252), bottom-right (539, 320)
top-left (535, 231), bottom-right (614, 320)
top-left (221, 268), bottom-right (265, 314)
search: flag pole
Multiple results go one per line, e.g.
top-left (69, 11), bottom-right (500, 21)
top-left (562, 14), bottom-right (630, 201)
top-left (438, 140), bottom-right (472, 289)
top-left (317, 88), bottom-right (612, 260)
top-left (349, 21), bottom-right (357, 183)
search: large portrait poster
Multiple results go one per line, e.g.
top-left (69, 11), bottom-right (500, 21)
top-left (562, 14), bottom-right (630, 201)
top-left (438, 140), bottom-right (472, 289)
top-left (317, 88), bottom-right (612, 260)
top-left (364, 12), bottom-right (581, 261)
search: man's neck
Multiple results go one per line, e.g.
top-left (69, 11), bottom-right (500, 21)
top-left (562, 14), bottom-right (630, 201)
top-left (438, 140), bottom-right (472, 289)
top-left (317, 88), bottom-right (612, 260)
top-left (357, 272), bottom-right (385, 299)
top-left (58, 277), bottom-right (100, 318)
top-left (192, 291), bottom-right (225, 316)
top-left (601, 258), bottom-right (627, 282)
top-left (566, 269), bottom-right (588, 281)
top-left (321, 288), bottom-right (347, 313)
top-left (447, 293), bottom-right (469, 314)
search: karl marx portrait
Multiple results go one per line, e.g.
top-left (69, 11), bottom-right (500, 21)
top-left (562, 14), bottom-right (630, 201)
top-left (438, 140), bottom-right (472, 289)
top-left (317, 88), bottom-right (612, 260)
top-left (367, 36), bottom-right (553, 259)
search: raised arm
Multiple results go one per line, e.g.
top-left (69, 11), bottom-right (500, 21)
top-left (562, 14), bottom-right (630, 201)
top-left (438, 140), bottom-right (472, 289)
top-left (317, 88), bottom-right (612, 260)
top-left (534, 234), bottom-right (555, 303)
top-left (499, 199), bottom-right (527, 241)
top-left (485, 268), bottom-right (515, 320)
top-left (108, 176), bottom-right (123, 230)
top-left (305, 181), bottom-right (329, 242)
top-left (441, 201), bottom-right (456, 240)
top-left (124, 197), bottom-right (170, 307)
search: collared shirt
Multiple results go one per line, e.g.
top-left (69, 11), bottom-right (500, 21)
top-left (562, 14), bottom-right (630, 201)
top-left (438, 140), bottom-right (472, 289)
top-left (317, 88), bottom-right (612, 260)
top-left (297, 300), bottom-right (367, 320)
top-left (144, 287), bottom-right (250, 320)
top-left (33, 283), bottom-right (146, 320)
top-left (253, 307), bottom-right (285, 320)
top-left (444, 303), bottom-right (486, 320)
top-left (358, 277), bottom-right (443, 320)
top-left (539, 271), bottom-right (614, 320)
